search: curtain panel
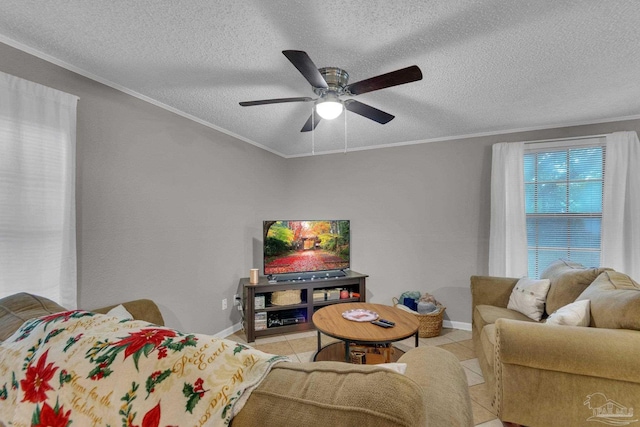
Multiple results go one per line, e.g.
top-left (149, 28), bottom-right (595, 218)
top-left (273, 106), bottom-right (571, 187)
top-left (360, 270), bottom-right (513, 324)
top-left (488, 141), bottom-right (528, 277)
top-left (0, 71), bottom-right (78, 308)
top-left (601, 131), bottom-right (640, 281)
top-left (490, 132), bottom-right (640, 281)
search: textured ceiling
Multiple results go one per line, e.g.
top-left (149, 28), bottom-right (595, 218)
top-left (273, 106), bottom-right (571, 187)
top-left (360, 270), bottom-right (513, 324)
top-left (1, 1), bottom-right (639, 157)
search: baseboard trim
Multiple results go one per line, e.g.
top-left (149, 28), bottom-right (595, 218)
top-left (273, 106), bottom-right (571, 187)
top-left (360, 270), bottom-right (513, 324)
top-left (214, 322), bottom-right (243, 339)
top-left (443, 320), bottom-right (472, 331)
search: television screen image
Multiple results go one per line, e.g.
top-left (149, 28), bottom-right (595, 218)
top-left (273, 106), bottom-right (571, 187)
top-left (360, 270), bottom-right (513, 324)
top-left (264, 220), bottom-right (350, 276)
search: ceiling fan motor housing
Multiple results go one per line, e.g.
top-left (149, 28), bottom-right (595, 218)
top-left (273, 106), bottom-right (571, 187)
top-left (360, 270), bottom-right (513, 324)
top-left (314, 67), bottom-right (349, 96)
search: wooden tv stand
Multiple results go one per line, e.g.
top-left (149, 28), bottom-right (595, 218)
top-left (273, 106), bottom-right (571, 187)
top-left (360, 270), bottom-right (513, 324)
top-left (240, 270), bottom-right (367, 342)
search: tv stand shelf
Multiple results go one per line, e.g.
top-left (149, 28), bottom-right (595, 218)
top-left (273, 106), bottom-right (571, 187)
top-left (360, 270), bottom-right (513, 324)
top-left (240, 271), bottom-right (367, 342)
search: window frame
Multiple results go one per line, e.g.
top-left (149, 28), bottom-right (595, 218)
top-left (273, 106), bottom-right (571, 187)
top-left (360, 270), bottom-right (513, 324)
top-left (524, 137), bottom-right (606, 278)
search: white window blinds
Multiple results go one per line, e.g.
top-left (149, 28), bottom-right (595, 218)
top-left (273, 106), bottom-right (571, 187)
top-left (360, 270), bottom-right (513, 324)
top-left (524, 138), bottom-right (605, 278)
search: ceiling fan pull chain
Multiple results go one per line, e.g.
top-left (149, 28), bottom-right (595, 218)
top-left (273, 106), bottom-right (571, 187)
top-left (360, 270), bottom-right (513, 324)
top-left (312, 105), bottom-right (315, 155)
top-left (344, 109), bottom-right (347, 154)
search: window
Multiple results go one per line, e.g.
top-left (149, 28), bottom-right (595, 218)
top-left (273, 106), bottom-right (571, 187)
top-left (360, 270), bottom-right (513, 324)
top-left (524, 138), bottom-right (605, 278)
top-left (0, 72), bottom-right (78, 308)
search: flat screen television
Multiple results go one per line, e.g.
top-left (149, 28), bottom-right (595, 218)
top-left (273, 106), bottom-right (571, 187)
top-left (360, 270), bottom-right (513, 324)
top-left (263, 220), bottom-right (350, 279)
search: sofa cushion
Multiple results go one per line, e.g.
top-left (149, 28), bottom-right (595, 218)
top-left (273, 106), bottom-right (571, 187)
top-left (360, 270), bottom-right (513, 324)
top-left (577, 271), bottom-right (640, 330)
top-left (507, 278), bottom-right (551, 321)
top-left (545, 299), bottom-right (590, 326)
top-left (473, 304), bottom-right (534, 334)
top-left (232, 361), bottom-right (427, 427)
top-left (541, 259), bottom-right (611, 315)
top-left (0, 292), bottom-right (66, 341)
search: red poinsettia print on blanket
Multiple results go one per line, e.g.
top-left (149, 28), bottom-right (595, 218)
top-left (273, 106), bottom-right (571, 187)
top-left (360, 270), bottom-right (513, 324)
top-left (113, 328), bottom-right (177, 360)
top-left (38, 311), bottom-right (77, 324)
top-left (32, 401), bottom-right (71, 427)
top-left (87, 327), bottom-right (198, 380)
top-left (20, 349), bottom-right (58, 403)
top-left (141, 402), bottom-right (161, 427)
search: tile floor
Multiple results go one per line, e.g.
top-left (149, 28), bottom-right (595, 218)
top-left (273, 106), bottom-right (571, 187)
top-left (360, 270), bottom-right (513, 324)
top-left (225, 327), bottom-right (501, 426)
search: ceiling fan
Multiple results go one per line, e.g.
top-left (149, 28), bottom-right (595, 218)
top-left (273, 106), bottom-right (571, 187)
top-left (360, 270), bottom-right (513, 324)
top-left (239, 50), bottom-right (423, 132)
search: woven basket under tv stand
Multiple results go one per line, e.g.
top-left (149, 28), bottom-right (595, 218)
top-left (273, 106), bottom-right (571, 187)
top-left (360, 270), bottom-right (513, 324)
top-left (240, 271), bottom-right (367, 342)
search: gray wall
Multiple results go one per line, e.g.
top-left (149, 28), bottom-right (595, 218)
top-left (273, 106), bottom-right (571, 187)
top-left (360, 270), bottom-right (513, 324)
top-left (286, 116), bottom-right (640, 325)
top-left (285, 142), bottom-right (490, 324)
top-left (0, 42), bottom-right (287, 334)
top-left (2, 41), bottom-right (639, 332)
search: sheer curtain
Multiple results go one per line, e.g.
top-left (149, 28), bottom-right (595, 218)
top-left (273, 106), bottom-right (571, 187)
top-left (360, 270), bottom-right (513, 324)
top-left (601, 131), bottom-right (640, 281)
top-left (488, 142), bottom-right (528, 277)
top-left (0, 71), bottom-right (78, 308)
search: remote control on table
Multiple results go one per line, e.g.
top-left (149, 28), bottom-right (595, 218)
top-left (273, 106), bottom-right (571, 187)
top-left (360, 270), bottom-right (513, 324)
top-left (377, 318), bottom-right (395, 326)
top-left (371, 320), bottom-right (393, 328)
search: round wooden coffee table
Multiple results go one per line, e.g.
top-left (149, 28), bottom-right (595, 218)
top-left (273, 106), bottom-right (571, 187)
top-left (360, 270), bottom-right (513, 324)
top-left (312, 302), bottom-right (419, 363)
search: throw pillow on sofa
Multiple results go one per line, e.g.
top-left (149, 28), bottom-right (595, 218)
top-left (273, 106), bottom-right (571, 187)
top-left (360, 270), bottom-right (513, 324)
top-left (545, 299), bottom-right (590, 326)
top-left (577, 271), bottom-right (640, 330)
top-left (507, 278), bottom-right (551, 321)
top-left (106, 304), bottom-right (134, 320)
top-left (540, 259), bottom-right (612, 315)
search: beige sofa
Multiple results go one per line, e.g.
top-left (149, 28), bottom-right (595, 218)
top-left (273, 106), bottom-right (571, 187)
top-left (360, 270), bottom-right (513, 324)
top-left (0, 292), bottom-right (473, 427)
top-left (471, 260), bottom-right (640, 427)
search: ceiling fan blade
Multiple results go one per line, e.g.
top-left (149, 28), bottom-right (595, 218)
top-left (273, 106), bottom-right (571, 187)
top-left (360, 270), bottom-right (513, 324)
top-left (239, 97), bottom-right (313, 107)
top-left (301, 111), bottom-right (322, 132)
top-left (344, 100), bottom-right (394, 124)
top-left (345, 65), bottom-right (423, 96)
top-left (283, 50), bottom-right (328, 89)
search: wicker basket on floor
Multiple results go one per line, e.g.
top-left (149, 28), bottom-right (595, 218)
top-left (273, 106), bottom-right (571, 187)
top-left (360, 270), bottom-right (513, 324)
top-left (392, 297), bottom-right (445, 338)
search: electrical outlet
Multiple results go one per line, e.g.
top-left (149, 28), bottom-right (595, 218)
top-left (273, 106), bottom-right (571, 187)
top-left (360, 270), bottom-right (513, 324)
top-left (234, 294), bottom-right (241, 306)
top-left (222, 298), bottom-right (227, 310)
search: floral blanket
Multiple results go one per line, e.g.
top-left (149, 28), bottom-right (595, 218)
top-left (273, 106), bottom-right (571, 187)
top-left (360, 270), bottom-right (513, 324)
top-left (0, 311), bottom-right (288, 427)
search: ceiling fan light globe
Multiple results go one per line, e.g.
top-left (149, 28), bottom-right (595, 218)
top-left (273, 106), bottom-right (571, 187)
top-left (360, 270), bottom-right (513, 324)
top-left (316, 100), bottom-right (343, 120)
